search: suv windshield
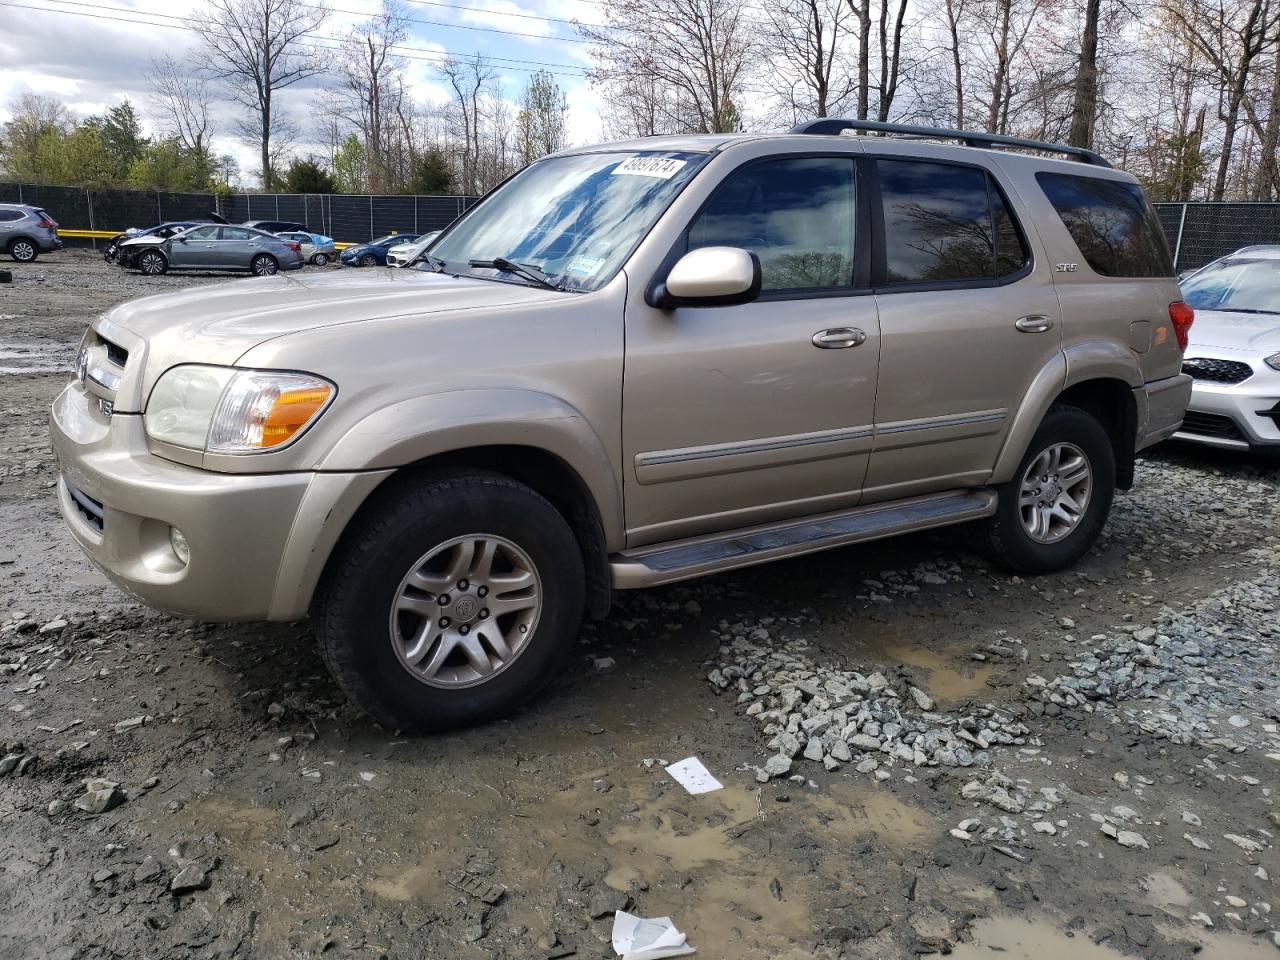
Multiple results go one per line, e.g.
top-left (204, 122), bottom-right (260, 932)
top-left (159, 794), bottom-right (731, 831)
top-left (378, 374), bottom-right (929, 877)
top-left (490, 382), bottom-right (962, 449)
top-left (1182, 258), bottom-right (1280, 314)
top-left (429, 151), bottom-right (706, 292)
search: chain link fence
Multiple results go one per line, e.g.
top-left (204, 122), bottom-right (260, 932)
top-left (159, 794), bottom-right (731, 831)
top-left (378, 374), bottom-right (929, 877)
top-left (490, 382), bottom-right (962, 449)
top-left (4, 182), bottom-right (1279, 269)
top-left (0, 182), bottom-right (479, 246)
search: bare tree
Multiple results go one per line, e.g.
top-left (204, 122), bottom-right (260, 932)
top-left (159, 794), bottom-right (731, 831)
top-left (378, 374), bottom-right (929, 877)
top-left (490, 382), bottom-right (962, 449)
top-left (1068, 0), bottom-right (1103, 146)
top-left (876, 0), bottom-right (910, 120)
top-left (578, 0), bottom-right (755, 134)
top-left (339, 1), bottom-right (409, 192)
top-left (192, 0), bottom-right (328, 187)
top-left (516, 71), bottom-right (569, 166)
top-left (441, 54), bottom-right (498, 194)
top-left (765, 0), bottom-right (857, 121)
top-left (146, 54), bottom-right (215, 161)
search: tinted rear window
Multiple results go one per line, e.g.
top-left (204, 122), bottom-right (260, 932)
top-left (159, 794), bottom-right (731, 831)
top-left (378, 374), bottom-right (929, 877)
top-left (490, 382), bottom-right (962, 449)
top-left (877, 159), bottom-right (1029, 284)
top-left (1036, 172), bottom-right (1172, 278)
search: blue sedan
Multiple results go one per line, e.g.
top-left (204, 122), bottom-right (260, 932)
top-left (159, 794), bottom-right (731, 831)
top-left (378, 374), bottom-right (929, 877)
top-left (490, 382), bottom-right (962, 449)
top-left (340, 233), bottom-right (420, 267)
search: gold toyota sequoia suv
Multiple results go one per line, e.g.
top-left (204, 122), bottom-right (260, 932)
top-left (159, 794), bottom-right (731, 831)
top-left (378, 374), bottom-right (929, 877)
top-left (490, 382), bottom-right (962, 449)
top-left (51, 120), bottom-right (1193, 731)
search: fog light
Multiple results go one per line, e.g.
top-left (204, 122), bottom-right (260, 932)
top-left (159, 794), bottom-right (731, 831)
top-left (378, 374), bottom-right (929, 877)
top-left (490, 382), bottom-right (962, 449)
top-left (169, 527), bottom-right (190, 565)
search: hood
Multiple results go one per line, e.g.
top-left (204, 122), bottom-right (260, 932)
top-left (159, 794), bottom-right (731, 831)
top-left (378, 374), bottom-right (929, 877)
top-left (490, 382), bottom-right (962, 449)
top-left (120, 234), bottom-right (165, 247)
top-left (1186, 308), bottom-right (1280, 354)
top-left (99, 269), bottom-right (569, 412)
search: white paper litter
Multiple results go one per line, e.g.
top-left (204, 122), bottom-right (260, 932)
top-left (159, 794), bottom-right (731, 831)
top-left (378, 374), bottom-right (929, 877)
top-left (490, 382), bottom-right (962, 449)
top-left (663, 756), bottom-right (723, 795)
top-left (611, 911), bottom-right (696, 959)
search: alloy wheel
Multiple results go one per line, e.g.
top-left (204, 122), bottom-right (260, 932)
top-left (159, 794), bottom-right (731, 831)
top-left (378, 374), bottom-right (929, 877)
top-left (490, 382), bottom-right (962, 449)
top-left (252, 255), bottom-right (277, 276)
top-left (388, 534), bottom-right (542, 689)
top-left (139, 251), bottom-right (165, 275)
top-left (1018, 442), bottom-right (1092, 544)
top-left (11, 241), bottom-right (35, 262)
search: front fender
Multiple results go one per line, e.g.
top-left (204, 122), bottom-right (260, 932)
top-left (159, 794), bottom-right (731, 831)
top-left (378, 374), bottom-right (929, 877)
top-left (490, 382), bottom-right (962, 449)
top-left (317, 387), bottom-right (624, 541)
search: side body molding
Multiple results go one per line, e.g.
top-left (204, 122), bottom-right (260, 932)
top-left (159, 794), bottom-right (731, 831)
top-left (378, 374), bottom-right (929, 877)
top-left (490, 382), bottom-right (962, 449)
top-left (317, 387), bottom-right (625, 544)
top-left (991, 340), bottom-right (1144, 484)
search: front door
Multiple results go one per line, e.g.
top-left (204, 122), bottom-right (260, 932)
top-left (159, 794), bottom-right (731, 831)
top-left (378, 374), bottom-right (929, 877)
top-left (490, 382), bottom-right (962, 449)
top-left (622, 155), bottom-right (880, 546)
top-left (169, 224), bottom-right (220, 268)
top-left (858, 150), bottom-right (1063, 502)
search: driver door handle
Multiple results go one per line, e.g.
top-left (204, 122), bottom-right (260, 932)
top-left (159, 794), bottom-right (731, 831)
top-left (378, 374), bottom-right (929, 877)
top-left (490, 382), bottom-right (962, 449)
top-left (812, 327), bottom-right (867, 349)
top-left (1015, 315), bottom-right (1055, 333)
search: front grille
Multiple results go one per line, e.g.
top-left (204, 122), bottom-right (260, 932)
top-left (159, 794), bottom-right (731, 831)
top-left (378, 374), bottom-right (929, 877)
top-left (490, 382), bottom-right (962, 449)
top-left (1182, 357), bottom-right (1252, 384)
top-left (100, 336), bottom-right (128, 368)
top-left (1180, 411), bottom-right (1245, 441)
top-left (65, 480), bottom-right (105, 531)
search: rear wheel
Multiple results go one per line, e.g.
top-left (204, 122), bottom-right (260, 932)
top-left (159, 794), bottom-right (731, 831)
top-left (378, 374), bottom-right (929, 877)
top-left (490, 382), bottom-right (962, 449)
top-left (9, 239), bottom-right (37, 263)
top-left (317, 471), bottom-right (585, 732)
top-left (251, 253), bottom-right (278, 276)
top-left (987, 405), bottom-right (1115, 574)
top-left (137, 250), bottom-right (167, 275)
top-left (312, 252), bottom-right (329, 266)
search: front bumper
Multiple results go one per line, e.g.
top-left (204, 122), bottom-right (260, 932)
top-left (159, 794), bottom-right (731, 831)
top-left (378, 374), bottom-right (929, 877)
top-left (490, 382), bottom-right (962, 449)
top-left (50, 382), bottom-right (389, 621)
top-left (1174, 362), bottom-right (1280, 450)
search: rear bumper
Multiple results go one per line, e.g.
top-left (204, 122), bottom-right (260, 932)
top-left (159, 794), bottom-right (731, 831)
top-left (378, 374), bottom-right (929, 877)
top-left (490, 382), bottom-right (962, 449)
top-left (1134, 373), bottom-right (1192, 451)
top-left (38, 234), bottom-right (62, 252)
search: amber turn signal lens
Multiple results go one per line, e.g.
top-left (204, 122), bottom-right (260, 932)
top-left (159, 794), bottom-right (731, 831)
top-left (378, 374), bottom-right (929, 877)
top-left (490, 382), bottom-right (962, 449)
top-left (260, 385), bottom-right (332, 447)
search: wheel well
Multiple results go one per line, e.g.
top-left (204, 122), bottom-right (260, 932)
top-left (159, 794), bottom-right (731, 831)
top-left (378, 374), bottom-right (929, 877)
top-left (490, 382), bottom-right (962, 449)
top-left (1057, 379), bottom-right (1136, 489)
top-left (334, 445), bottom-right (612, 619)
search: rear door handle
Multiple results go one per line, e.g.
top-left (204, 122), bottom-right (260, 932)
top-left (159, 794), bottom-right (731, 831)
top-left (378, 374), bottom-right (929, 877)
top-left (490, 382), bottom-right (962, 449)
top-left (812, 327), bottom-right (867, 349)
top-left (1015, 315), bottom-right (1055, 333)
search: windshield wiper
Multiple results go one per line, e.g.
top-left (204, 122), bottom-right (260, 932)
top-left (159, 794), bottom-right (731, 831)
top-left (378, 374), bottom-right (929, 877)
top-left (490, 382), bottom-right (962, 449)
top-left (419, 254), bottom-right (447, 273)
top-left (468, 257), bottom-right (563, 291)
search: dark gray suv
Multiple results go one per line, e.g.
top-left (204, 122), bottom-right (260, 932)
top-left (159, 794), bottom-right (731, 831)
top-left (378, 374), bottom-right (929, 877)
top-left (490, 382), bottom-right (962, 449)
top-left (0, 204), bottom-right (61, 262)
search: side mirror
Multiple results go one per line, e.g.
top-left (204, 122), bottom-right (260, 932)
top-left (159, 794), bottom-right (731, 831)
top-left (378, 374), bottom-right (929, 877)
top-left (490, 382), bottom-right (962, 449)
top-left (647, 246), bottom-right (762, 309)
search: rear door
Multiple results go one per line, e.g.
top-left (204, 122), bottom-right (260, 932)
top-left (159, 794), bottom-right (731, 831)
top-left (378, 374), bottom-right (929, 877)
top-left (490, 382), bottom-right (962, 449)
top-left (860, 147), bottom-right (1062, 502)
top-left (218, 226), bottom-right (258, 269)
top-left (622, 153), bottom-right (881, 545)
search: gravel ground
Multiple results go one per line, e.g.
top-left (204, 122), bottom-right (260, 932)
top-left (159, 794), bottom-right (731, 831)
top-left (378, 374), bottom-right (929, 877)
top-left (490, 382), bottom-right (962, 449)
top-left (1, 250), bottom-right (1278, 960)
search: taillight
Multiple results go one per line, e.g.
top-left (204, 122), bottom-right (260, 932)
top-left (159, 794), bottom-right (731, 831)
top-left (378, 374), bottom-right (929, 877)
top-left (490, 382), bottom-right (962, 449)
top-left (38, 216), bottom-right (55, 229)
top-left (1168, 301), bottom-right (1194, 352)
top-left (286, 242), bottom-right (301, 252)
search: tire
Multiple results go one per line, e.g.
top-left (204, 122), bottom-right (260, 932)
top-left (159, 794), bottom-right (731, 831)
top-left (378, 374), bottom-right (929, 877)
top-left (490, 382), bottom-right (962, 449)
top-left (312, 252), bottom-right (329, 266)
top-left (987, 404), bottom-right (1115, 574)
top-left (359, 254), bottom-right (377, 267)
top-left (251, 253), bottom-right (278, 276)
top-left (137, 250), bottom-right (167, 276)
top-left (317, 471), bottom-right (585, 732)
top-left (9, 239), bottom-right (37, 263)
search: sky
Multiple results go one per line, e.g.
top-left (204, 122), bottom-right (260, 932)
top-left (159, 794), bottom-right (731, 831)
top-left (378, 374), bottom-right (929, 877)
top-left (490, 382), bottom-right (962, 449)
top-left (0, 0), bottom-right (610, 183)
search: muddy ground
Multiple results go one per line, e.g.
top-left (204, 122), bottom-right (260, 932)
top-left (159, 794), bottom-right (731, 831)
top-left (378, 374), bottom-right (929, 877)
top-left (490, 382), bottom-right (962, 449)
top-left (0, 250), bottom-right (1277, 960)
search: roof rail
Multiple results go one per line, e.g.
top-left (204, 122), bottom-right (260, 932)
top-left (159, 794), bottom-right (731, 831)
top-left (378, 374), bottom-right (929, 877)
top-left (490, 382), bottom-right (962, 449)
top-left (790, 118), bottom-right (1112, 168)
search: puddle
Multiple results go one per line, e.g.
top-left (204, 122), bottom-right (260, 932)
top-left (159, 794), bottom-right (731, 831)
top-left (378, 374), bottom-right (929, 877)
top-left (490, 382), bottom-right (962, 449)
top-left (607, 784), bottom-right (757, 876)
top-left (0, 340), bottom-right (74, 375)
top-left (1143, 870), bottom-right (1193, 910)
top-left (864, 635), bottom-right (996, 701)
top-left (953, 916), bottom-right (1279, 960)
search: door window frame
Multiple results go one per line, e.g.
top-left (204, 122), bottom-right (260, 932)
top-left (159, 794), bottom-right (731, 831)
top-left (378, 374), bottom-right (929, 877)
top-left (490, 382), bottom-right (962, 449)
top-left (866, 154), bottom-right (1035, 295)
top-left (651, 151), bottom-right (873, 303)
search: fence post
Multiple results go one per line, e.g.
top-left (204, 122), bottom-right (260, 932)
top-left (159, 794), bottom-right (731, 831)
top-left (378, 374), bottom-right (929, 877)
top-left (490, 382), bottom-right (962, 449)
top-left (275, 194), bottom-right (280, 219)
top-left (1172, 203), bottom-right (1189, 272)
top-left (17, 183), bottom-right (22, 204)
top-left (414, 196), bottom-right (419, 233)
top-left (85, 188), bottom-right (96, 251)
top-left (369, 197), bottom-right (374, 239)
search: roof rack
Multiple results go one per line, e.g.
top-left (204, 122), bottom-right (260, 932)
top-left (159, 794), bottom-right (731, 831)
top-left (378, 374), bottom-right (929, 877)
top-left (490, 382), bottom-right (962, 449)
top-left (790, 118), bottom-right (1111, 168)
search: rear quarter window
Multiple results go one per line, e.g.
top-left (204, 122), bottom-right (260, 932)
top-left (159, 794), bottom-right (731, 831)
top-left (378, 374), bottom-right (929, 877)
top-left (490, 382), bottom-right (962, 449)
top-left (1036, 172), bottom-right (1172, 278)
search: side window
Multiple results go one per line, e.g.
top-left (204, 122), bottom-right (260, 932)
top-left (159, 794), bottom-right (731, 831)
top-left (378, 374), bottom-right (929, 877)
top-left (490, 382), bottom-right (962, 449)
top-left (688, 157), bottom-right (856, 292)
top-left (0, 209), bottom-right (21, 222)
top-left (1036, 172), bottom-right (1172, 278)
top-left (220, 227), bottom-right (253, 241)
top-left (878, 159), bottom-right (1026, 284)
top-left (184, 225), bottom-right (219, 240)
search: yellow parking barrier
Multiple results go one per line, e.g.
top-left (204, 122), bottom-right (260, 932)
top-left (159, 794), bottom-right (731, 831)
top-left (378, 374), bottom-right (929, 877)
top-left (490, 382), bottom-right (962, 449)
top-left (56, 228), bottom-right (354, 250)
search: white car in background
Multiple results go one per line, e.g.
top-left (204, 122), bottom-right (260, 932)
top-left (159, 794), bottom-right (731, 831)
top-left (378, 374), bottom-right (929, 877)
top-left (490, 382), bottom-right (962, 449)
top-left (1176, 245), bottom-right (1280, 453)
top-left (276, 230), bottom-right (338, 266)
top-left (385, 230), bottom-right (441, 268)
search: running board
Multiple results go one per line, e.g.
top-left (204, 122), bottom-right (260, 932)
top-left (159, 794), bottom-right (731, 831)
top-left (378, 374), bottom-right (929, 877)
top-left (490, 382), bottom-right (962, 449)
top-left (610, 489), bottom-right (997, 589)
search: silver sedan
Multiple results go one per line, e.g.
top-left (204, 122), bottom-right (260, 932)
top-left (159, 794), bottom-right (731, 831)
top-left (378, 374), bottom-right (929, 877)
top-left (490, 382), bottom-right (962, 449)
top-left (120, 224), bottom-right (305, 276)
top-left (1176, 245), bottom-right (1280, 453)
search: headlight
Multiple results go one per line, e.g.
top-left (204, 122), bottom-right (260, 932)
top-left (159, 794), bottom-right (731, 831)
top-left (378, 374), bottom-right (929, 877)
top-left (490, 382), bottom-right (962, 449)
top-left (1266, 352), bottom-right (1280, 371)
top-left (145, 365), bottom-right (334, 453)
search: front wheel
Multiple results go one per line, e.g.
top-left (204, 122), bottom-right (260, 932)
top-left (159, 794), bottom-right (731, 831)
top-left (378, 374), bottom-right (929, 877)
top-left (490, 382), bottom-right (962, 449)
top-left (359, 254), bottom-right (377, 267)
top-left (317, 471), bottom-right (585, 732)
top-left (9, 239), bottom-right (37, 263)
top-left (987, 405), bottom-right (1115, 574)
top-left (137, 250), bottom-right (167, 275)
top-left (251, 253), bottom-right (278, 276)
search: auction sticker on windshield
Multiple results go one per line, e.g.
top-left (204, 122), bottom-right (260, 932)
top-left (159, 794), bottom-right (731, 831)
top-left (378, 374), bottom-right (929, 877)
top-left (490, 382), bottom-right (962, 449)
top-left (611, 156), bottom-right (688, 179)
